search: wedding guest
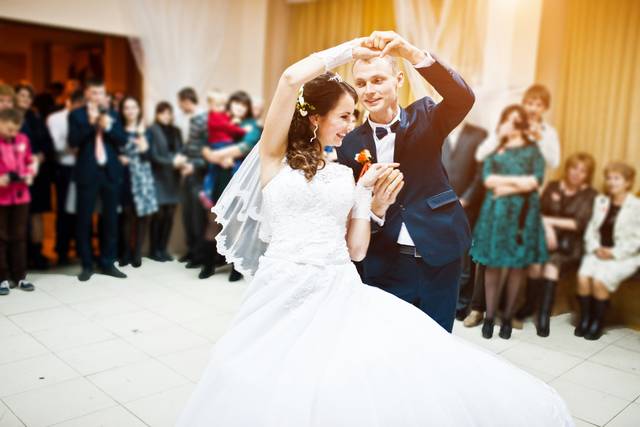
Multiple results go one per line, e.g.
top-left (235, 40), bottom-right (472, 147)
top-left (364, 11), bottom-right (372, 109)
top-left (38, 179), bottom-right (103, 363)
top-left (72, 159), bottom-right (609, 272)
top-left (0, 84), bottom-right (15, 110)
top-left (48, 89), bottom-right (84, 265)
top-left (15, 83), bottom-right (55, 270)
top-left (516, 153), bottom-right (597, 336)
top-left (476, 84), bottom-right (560, 172)
top-left (148, 102), bottom-right (186, 261)
top-left (576, 162), bottom-right (640, 340)
top-left (177, 88), bottom-right (208, 268)
top-left (69, 78), bottom-right (127, 281)
top-left (470, 105), bottom-right (547, 339)
top-left (117, 96), bottom-right (158, 267)
top-left (441, 122), bottom-right (488, 321)
top-left (201, 90), bottom-right (261, 281)
top-left (0, 108), bottom-right (36, 295)
top-left (199, 89), bottom-right (246, 209)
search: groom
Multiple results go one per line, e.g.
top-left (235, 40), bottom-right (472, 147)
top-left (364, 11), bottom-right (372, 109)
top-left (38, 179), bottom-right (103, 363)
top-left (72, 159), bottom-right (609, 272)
top-left (337, 31), bottom-right (475, 332)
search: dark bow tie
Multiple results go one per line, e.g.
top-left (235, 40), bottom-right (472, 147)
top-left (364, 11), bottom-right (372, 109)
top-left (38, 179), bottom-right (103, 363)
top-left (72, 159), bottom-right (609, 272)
top-left (374, 121), bottom-right (400, 140)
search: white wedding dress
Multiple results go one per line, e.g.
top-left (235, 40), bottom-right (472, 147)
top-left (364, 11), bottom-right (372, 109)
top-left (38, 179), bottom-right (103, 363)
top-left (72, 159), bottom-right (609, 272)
top-left (177, 161), bottom-right (574, 427)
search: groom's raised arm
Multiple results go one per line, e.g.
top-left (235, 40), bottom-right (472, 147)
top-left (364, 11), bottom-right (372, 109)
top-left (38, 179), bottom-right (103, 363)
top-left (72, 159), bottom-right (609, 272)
top-left (415, 54), bottom-right (475, 139)
top-left (364, 31), bottom-right (475, 140)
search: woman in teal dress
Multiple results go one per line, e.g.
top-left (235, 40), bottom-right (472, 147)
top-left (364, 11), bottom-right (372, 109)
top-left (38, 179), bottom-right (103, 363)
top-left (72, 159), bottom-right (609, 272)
top-left (471, 104), bottom-right (548, 340)
top-left (201, 91), bottom-right (262, 281)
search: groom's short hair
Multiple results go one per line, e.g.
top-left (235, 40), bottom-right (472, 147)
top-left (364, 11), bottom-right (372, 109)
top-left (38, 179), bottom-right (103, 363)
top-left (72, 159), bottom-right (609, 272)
top-left (352, 56), bottom-right (401, 75)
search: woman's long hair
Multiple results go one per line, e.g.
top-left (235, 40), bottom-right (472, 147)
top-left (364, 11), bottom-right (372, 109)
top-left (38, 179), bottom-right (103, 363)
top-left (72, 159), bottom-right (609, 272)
top-left (287, 72), bottom-right (357, 180)
top-left (496, 104), bottom-right (530, 150)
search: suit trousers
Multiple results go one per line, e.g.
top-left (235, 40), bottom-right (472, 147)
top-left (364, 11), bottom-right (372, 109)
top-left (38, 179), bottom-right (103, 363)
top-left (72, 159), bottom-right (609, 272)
top-left (180, 174), bottom-right (206, 261)
top-left (55, 164), bottom-right (75, 258)
top-left (0, 203), bottom-right (29, 282)
top-left (76, 168), bottom-right (119, 269)
top-left (366, 254), bottom-right (462, 332)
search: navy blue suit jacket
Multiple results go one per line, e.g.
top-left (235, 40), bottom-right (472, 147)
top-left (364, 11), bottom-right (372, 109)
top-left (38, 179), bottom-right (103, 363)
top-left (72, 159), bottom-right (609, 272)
top-left (68, 106), bottom-right (127, 185)
top-left (337, 55), bottom-right (475, 278)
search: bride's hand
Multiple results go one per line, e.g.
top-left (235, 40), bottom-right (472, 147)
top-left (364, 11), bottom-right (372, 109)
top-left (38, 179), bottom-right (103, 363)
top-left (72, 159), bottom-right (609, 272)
top-left (359, 162), bottom-right (400, 189)
top-left (352, 38), bottom-right (382, 61)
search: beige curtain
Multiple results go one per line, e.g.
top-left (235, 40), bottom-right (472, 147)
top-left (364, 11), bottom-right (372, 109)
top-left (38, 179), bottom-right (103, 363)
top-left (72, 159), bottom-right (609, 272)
top-left (551, 0), bottom-right (640, 189)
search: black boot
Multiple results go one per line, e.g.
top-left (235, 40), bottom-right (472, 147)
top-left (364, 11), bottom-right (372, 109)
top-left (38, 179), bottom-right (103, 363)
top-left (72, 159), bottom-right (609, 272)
top-left (159, 212), bottom-right (174, 261)
top-left (499, 318), bottom-right (512, 339)
top-left (585, 299), bottom-right (609, 340)
top-left (482, 318), bottom-right (494, 339)
top-left (198, 241), bottom-right (216, 279)
top-left (515, 278), bottom-right (541, 320)
top-left (574, 296), bottom-right (592, 337)
top-left (536, 279), bottom-right (557, 337)
top-left (148, 216), bottom-right (164, 262)
top-left (229, 266), bottom-right (243, 282)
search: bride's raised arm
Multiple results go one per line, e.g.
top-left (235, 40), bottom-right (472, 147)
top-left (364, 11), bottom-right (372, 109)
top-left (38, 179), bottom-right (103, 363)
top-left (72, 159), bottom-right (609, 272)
top-left (259, 38), bottom-right (377, 186)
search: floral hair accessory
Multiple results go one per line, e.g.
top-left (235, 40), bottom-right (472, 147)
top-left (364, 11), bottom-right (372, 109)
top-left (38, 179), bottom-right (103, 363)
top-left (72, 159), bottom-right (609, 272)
top-left (355, 148), bottom-right (373, 181)
top-left (296, 85), bottom-right (315, 117)
top-left (329, 73), bottom-right (344, 83)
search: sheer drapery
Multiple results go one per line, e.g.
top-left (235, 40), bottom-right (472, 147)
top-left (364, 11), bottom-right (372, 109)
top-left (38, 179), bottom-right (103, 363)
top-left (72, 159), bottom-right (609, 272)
top-left (125, 0), bottom-right (230, 119)
top-left (550, 0), bottom-right (639, 188)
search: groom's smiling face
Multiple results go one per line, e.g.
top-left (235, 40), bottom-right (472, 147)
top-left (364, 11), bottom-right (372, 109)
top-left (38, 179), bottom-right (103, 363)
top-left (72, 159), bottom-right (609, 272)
top-left (352, 57), bottom-right (403, 119)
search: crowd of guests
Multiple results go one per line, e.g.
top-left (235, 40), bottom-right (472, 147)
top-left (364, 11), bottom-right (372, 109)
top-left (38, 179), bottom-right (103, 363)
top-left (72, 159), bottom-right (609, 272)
top-left (0, 78), bottom-right (263, 296)
top-left (443, 84), bottom-right (640, 341)
top-left (0, 77), bottom-right (638, 341)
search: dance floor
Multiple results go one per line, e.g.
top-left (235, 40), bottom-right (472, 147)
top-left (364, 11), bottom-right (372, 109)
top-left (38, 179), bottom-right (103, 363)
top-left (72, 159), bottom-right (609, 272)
top-left (0, 260), bottom-right (638, 426)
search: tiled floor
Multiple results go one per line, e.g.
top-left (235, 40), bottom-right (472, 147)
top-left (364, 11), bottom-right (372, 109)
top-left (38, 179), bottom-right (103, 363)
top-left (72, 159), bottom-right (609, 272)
top-left (0, 260), bottom-right (638, 427)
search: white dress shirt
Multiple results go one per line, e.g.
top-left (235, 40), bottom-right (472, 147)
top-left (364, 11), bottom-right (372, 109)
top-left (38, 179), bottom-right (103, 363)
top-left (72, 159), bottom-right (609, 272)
top-left (47, 109), bottom-right (75, 166)
top-left (367, 53), bottom-right (436, 247)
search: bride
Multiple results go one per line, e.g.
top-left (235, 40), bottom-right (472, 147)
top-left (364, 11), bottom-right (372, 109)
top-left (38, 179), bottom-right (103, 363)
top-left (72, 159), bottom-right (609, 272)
top-left (176, 36), bottom-right (574, 426)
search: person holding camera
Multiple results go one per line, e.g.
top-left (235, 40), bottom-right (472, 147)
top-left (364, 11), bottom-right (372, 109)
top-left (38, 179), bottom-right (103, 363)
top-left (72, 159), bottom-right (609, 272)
top-left (515, 153), bottom-right (597, 337)
top-left (68, 78), bottom-right (128, 281)
top-left (470, 105), bottom-right (548, 340)
top-left (0, 108), bottom-right (36, 295)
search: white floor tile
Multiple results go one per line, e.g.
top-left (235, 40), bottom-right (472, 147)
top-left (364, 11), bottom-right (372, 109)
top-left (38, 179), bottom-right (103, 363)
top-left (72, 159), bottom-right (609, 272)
top-left (2, 378), bottom-right (115, 427)
top-left (8, 306), bottom-right (88, 333)
top-left (97, 310), bottom-right (176, 338)
top-left (158, 345), bottom-right (212, 382)
top-left (179, 311), bottom-right (235, 342)
top-left (613, 334), bottom-right (640, 354)
top-left (551, 378), bottom-right (629, 426)
top-left (522, 329), bottom-right (608, 359)
top-left (125, 384), bottom-right (195, 427)
top-left (0, 291), bottom-right (62, 316)
top-left (572, 418), bottom-right (597, 427)
top-left (123, 326), bottom-right (209, 357)
top-left (501, 341), bottom-right (584, 377)
top-left (0, 317), bottom-right (23, 340)
top-left (0, 400), bottom-right (24, 427)
top-left (0, 333), bottom-right (49, 365)
top-left (590, 345), bottom-right (640, 376)
top-left (558, 361), bottom-right (640, 402)
top-left (31, 322), bottom-right (115, 353)
top-left (70, 297), bottom-right (141, 321)
top-left (56, 338), bottom-right (149, 376)
top-left (0, 354), bottom-right (79, 397)
top-left (87, 359), bottom-right (189, 403)
top-left (606, 402), bottom-right (640, 427)
top-left (50, 406), bottom-right (147, 427)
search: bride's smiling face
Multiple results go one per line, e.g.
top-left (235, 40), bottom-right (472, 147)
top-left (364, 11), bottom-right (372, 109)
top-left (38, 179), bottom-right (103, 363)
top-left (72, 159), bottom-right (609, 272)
top-left (311, 93), bottom-right (356, 148)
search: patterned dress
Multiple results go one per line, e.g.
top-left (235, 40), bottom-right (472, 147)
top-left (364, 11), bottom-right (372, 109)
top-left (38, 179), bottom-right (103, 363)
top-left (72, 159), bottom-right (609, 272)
top-left (470, 144), bottom-right (548, 268)
top-left (122, 130), bottom-right (158, 217)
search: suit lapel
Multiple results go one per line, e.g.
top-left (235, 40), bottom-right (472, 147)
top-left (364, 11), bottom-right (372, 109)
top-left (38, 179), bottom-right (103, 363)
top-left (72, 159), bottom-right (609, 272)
top-left (393, 107), bottom-right (409, 163)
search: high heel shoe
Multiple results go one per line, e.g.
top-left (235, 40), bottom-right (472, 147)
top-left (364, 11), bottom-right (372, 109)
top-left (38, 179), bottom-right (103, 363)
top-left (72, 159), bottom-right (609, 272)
top-left (481, 318), bottom-right (494, 339)
top-left (499, 318), bottom-right (512, 339)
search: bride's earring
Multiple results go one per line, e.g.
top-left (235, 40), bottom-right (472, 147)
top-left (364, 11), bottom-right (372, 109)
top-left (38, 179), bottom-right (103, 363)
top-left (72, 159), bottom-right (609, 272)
top-left (310, 124), bottom-right (319, 144)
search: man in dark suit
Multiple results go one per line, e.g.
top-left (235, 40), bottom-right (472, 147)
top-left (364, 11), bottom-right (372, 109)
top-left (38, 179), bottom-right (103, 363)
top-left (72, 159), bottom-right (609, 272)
top-left (68, 78), bottom-right (127, 281)
top-left (337, 31), bottom-right (475, 332)
top-left (441, 123), bottom-right (488, 320)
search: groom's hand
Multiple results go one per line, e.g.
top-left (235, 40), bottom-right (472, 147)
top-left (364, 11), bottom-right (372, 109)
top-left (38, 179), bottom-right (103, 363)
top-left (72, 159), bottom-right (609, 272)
top-left (371, 168), bottom-right (404, 218)
top-left (364, 31), bottom-right (426, 65)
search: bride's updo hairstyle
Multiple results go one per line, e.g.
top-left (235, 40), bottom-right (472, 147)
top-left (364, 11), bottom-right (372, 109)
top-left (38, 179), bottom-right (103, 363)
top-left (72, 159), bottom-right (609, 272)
top-left (287, 72), bottom-right (357, 180)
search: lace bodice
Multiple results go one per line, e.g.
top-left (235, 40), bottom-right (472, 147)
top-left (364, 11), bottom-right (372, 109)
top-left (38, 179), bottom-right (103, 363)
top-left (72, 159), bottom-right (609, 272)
top-left (261, 162), bottom-right (356, 266)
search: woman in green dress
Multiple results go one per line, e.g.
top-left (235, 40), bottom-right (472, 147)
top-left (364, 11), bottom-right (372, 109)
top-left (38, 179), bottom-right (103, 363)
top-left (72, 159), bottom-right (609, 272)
top-left (201, 91), bottom-right (262, 281)
top-left (470, 104), bottom-right (548, 340)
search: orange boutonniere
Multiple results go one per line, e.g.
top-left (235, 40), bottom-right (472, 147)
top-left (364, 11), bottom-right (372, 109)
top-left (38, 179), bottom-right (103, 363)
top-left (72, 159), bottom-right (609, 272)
top-left (355, 149), bottom-right (373, 181)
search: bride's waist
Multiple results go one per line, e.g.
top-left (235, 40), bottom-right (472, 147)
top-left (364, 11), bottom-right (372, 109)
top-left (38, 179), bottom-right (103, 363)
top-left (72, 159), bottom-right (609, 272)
top-left (264, 240), bottom-right (351, 266)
